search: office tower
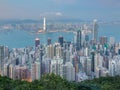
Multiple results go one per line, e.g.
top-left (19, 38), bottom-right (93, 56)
top-left (80, 57), bottom-right (87, 73)
top-left (65, 50), bottom-right (70, 62)
top-left (50, 57), bottom-right (63, 77)
top-left (63, 50), bottom-right (66, 64)
top-left (43, 17), bottom-right (46, 31)
top-left (109, 60), bottom-right (116, 76)
top-left (46, 44), bottom-right (54, 59)
top-left (58, 35), bottom-right (64, 47)
top-left (35, 38), bottom-right (40, 47)
top-left (91, 51), bottom-right (96, 78)
top-left (118, 49), bottom-right (120, 55)
top-left (31, 61), bottom-right (41, 81)
top-left (9, 64), bottom-right (15, 79)
top-left (91, 51), bottom-right (95, 72)
top-left (31, 63), bottom-right (36, 81)
top-left (100, 36), bottom-right (108, 45)
top-left (56, 45), bottom-right (62, 58)
top-left (74, 32), bottom-right (77, 44)
top-left (63, 62), bottom-right (75, 81)
top-left (15, 58), bottom-right (19, 65)
top-left (14, 65), bottom-right (30, 80)
top-left (47, 38), bottom-right (51, 45)
top-left (29, 51), bottom-right (35, 69)
top-left (40, 47), bottom-right (44, 76)
top-left (4, 46), bottom-right (9, 58)
top-left (93, 19), bottom-right (98, 43)
top-left (85, 34), bottom-right (89, 46)
top-left (95, 53), bottom-right (103, 67)
top-left (0, 45), bottom-right (4, 76)
top-left (76, 29), bottom-right (82, 50)
top-left (73, 55), bottom-right (79, 73)
top-left (84, 47), bottom-right (89, 56)
top-left (103, 56), bottom-right (109, 69)
top-left (43, 58), bottom-right (51, 74)
top-left (85, 35), bottom-right (89, 42)
top-left (3, 63), bottom-right (9, 76)
top-left (110, 37), bottom-right (115, 45)
top-left (69, 44), bottom-right (73, 56)
top-left (86, 57), bottom-right (92, 76)
top-left (40, 45), bottom-right (44, 61)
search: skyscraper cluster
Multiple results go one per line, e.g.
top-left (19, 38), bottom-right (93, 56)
top-left (0, 20), bottom-right (120, 82)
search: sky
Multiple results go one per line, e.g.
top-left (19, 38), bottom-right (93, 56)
top-left (0, 0), bottom-right (120, 20)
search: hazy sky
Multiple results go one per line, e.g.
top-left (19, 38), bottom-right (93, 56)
top-left (0, 0), bottom-right (120, 20)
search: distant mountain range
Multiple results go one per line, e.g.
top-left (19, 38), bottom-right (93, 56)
top-left (0, 18), bottom-right (120, 25)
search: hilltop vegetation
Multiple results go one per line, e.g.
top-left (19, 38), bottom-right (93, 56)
top-left (84, 76), bottom-right (120, 90)
top-left (0, 73), bottom-right (99, 90)
top-left (0, 74), bottom-right (120, 90)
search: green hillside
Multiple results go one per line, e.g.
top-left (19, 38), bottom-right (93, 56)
top-left (1, 74), bottom-right (120, 90)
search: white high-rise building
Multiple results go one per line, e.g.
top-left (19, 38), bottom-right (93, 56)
top-left (31, 61), bottom-right (41, 81)
top-left (109, 55), bottom-right (120, 76)
top-left (110, 37), bottom-right (115, 45)
top-left (9, 64), bottom-right (15, 79)
top-left (43, 58), bottom-right (51, 74)
top-left (86, 57), bottom-right (92, 76)
top-left (3, 63), bottom-right (9, 76)
top-left (50, 57), bottom-right (63, 77)
top-left (46, 45), bottom-right (54, 59)
top-left (56, 45), bottom-right (62, 58)
top-left (43, 17), bottom-right (46, 31)
top-left (63, 62), bottom-right (75, 81)
top-left (93, 19), bottom-right (98, 43)
top-left (95, 52), bottom-right (103, 68)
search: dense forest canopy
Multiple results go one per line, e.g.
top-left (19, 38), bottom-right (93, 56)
top-left (0, 74), bottom-right (120, 90)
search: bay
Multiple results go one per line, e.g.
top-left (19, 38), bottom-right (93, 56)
top-left (0, 24), bottom-right (120, 48)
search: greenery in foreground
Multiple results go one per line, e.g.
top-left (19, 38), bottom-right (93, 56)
top-left (0, 74), bottom-right (120, 90)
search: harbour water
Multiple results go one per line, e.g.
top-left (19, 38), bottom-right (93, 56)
top-left (0, 24), bottom-right (120, 48)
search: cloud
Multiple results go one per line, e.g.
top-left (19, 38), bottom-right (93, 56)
top-left (55, 12), bottom-right (63, 16)
top-left (39, 12), bottom-right (63, 18)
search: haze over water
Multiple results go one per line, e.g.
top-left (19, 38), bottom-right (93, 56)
top-left (0, 23), bottom-right (120, 48)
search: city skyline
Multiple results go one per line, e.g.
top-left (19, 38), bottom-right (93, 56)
top-left (1, 1), bottom-right (120, 89)
top-left (0, 0), bottom-right (120, 20)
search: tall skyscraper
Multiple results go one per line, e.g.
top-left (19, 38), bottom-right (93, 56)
top-left (58, 35), bottom-right (64, 47)
top-left (9, 64), bottom-right (15, 79)
top-left (3, 63), bottom-right (9, 76)
top-left (84, 34), bottom-right (89, 47)
top-left (50, 57), bottom-right (63, 77)
top-left (63, 62), bottom-right (75, 81)
top-left (76, 29), bottom-right (82, 50)
top-left (90, 51), bottom-right (96, 78)
top-left (35, 38), bottom-right (40, 47)
top-left (46, 44), bottom-right (54, 59)
top-left (47, 38), bottom-right (51, 45)
top-left (85, 34), bottom-right (89, 42)
top-left (43, 17), bottom-right (46, 31)
top-left (93, 19), bottom-right (98, 44)
top-left (91, 51), bottom-right (95, 75)
top-left (0, 45), bottom-right (4, 76)
top-left (31, 61), bottom-right (41, 81)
